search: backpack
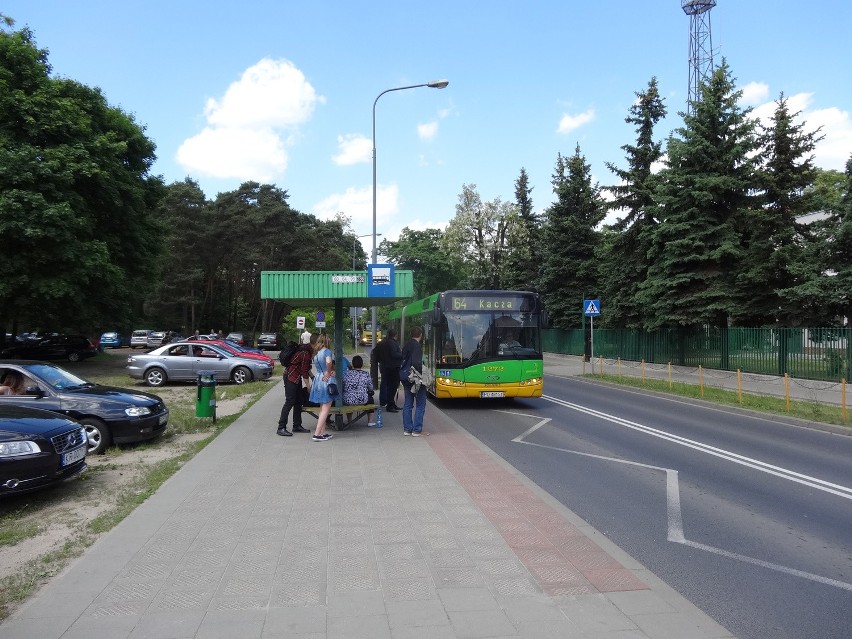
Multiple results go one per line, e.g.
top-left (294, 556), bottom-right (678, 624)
top-left (279, 341), bottom-right (298, 367)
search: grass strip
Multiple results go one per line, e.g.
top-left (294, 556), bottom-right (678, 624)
top-left (588, 373), bottom-right (849, 427)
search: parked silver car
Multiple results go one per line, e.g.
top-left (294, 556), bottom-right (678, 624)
top-left (126, 342), bottom-right (274, 387)
top-left (146, 331), bottom-right (166, 349)
top-left (130, 330), bottom-right (152, 349)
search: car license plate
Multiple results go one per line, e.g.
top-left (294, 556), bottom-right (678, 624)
top-left (61, 446), bottom-right (86, 467)
top-left (480, 391), bottom-right (505, 398)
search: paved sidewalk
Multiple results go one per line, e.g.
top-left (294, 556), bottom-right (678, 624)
top-left (2, 375), bottom-right (733, 639)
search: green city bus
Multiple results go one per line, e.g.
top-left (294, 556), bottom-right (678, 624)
top-left (386, 290), bottom-right (546, 399)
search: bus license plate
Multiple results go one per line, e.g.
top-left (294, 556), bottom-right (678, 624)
top-left (61, 446), bottom-right (86, 467)
top-left (480, 391), bottom-right (504, 398)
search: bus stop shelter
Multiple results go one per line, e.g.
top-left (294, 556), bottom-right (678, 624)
top-left (260, 269), bottom-right (414, 425)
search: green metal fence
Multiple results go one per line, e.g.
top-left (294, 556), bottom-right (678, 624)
top-left (542, 327), bottom-right (851, 382)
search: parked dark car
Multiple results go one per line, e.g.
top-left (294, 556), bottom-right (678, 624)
top-left (225, 332), bottom-right (252, 347)
top-left (0, 404), bottom-right (88, 496)
top-left (0, 335), bottom-right (97, 362)
top-left (0, 361), bottom-right (169, 455)
top-left (256, 333), bottom-right (282, 350)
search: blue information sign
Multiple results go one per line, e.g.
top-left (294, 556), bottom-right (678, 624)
top-left (367, 264), bottom-right (395, 298)
top-left (583, 299), bottom-right (601, 316)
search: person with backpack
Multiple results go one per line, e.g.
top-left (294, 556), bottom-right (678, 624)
top-left (276, 332), bottom-right (313, 436)
top-left (399, 326), bottom-right (427, 436)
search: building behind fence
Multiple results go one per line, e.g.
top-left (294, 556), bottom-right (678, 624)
top-left (543, 327), bottom-right (851, 383)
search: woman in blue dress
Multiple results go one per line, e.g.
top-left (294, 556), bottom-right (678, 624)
top-left (308, 333), bottom-right (335, 441)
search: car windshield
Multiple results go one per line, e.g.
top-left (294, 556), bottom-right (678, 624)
top-left (24, 363), bottom-right (93, 390)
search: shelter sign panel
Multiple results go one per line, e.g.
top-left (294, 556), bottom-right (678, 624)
top-left (367, 264), bottom-right (395, 298)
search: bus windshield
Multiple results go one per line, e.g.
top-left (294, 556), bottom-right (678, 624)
top-left (441, 311), bottom-right (540, 363)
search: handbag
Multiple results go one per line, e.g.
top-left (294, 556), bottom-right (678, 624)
top-left (327, 377), bottom-right (339, 397)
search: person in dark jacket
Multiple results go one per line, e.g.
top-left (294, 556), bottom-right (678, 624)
top-left (378, 329), bottom-right (402, 411)
top-left (399, 326), bottom-right (426, 435)
top-left (276, 332), bottom-right (313, 436)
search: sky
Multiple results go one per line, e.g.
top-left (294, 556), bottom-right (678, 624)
top-left (4, 1), bottom-right (851, 260)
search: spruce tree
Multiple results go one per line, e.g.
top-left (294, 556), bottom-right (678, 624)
top-left (503, 167), bottom-right (541, 293)
top-left (601, 78), bottom-right (667, 327)
top-left (638, 61), bottom-right (758, 329)
top-left (734, 94), bottom-right (822, 326)
top-left (540, 146), bottom-right (605, 328)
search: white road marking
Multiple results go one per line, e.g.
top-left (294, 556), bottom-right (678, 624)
top-left (541, 395), bottom-right (852, 500)
top-left (499, 402), bottom-right (852, 592)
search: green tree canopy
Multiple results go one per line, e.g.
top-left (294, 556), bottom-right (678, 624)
top-left (442, 184), bottom-right (517, 289)
top-left (601, 77), bottom-right (667, 327)
top-left (540, 146), bottom-right (605, 328)
top-left (638, 61), bottom-right (758, 329)
top-left (0, 25), bottom-right (164, 335)
top-left (381, 227), bottom-right (466, 299)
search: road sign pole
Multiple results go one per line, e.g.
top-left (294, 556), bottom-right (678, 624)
top-left (590, 315), bottom-right (594, 364)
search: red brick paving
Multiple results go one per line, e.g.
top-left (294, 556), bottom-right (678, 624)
top-left (426, 421), bottom-right (648, 595)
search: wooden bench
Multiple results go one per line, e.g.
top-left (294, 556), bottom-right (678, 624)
top-left (302, 404), bottom-right (379, 431)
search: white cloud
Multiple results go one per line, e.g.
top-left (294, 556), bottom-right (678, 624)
top-left (557, 109), bottom-right (595, 134)
top-left (740, 81), bottom-right (770, 105)
top-left (177, 58), bottom-right (321, 180)
top-left (312, 184), bottom-right (399, 233)
top-left (176, 126), bottom-right (287, 180)
top-left (418, 121), bottom-right (439, 140)
top-left (333, 134), bottom-right (371, 166)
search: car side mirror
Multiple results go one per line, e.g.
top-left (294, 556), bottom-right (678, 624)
top-left (24, 385), bottom-right (44, 397)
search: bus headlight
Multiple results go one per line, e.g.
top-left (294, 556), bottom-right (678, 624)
top-left (438, 377), bottom-right (465, 387)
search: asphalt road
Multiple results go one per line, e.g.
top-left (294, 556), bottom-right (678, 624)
top-left (435, 375), bottom-right (852, 639)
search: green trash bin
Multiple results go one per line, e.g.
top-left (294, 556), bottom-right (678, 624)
top-left (196, 370), bottom-right (217, 420)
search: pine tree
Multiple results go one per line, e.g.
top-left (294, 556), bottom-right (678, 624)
top-left (503, 167), bottom-right (541, 292)
top-left (638, 61), bottom-right (758, 329)
top-left (601, 78), bottom-right (667, 327)
top-left (540, 146), bottom-right (605, 328)
top-left (829, 156), bottom-right (852, 322)
top-left (734, 94), bottom-right (822, 326)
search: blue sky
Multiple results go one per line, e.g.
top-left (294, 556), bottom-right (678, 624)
top-left (4, 1), bottom-right (851, 259)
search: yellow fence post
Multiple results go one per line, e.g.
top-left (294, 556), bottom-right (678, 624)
top-left (784, 373), bottom-right (790, 412)
top-left (641, 359), bottom-right (646, 385)
top-left (699, 365), bottom-right (704, 398)
top-left (843, 378), bottom-right (847, 422)
top-left (737, 369), bottom-right (742, 404)
top-left (618, 357), bottom-right (622, 378)
top-left (668, 362), bottom-right (672, 390)
top-left (598, 355), bottom-right (603, 375)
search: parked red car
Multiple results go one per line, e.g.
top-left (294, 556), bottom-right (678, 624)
top-left (187, 339), bottom-right (275, 366)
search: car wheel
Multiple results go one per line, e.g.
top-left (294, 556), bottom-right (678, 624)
top-left (231, 366), bottom-right (252, 385)
top-left (80, 417), bottom-right (111, 455)
top-left (68, 351), bottom-right (81, 362)
top-left (144, 367), bottom-right (167, 387)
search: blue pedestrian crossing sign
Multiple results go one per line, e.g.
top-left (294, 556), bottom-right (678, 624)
top-left (583, 299), bottom-right (601, 316)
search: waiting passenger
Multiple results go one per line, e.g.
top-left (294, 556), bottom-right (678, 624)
top-left (342, 355), bottom-right (376, 426)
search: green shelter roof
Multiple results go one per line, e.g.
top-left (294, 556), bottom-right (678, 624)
top-left (260, 270), bottom-right (414, 307)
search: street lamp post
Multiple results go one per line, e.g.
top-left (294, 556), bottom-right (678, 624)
top-left (352, 233), bottom-right (380, 348)
top-left (371, 79), bottom-right (449, 349)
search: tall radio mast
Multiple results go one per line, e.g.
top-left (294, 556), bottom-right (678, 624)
top-left (682, 0), bottom-right (717, 112)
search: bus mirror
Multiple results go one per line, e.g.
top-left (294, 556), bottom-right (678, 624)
top-left (431, 306), bottom-right (441, 326)
top-left (541, 310), bottom-right (550, 329)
